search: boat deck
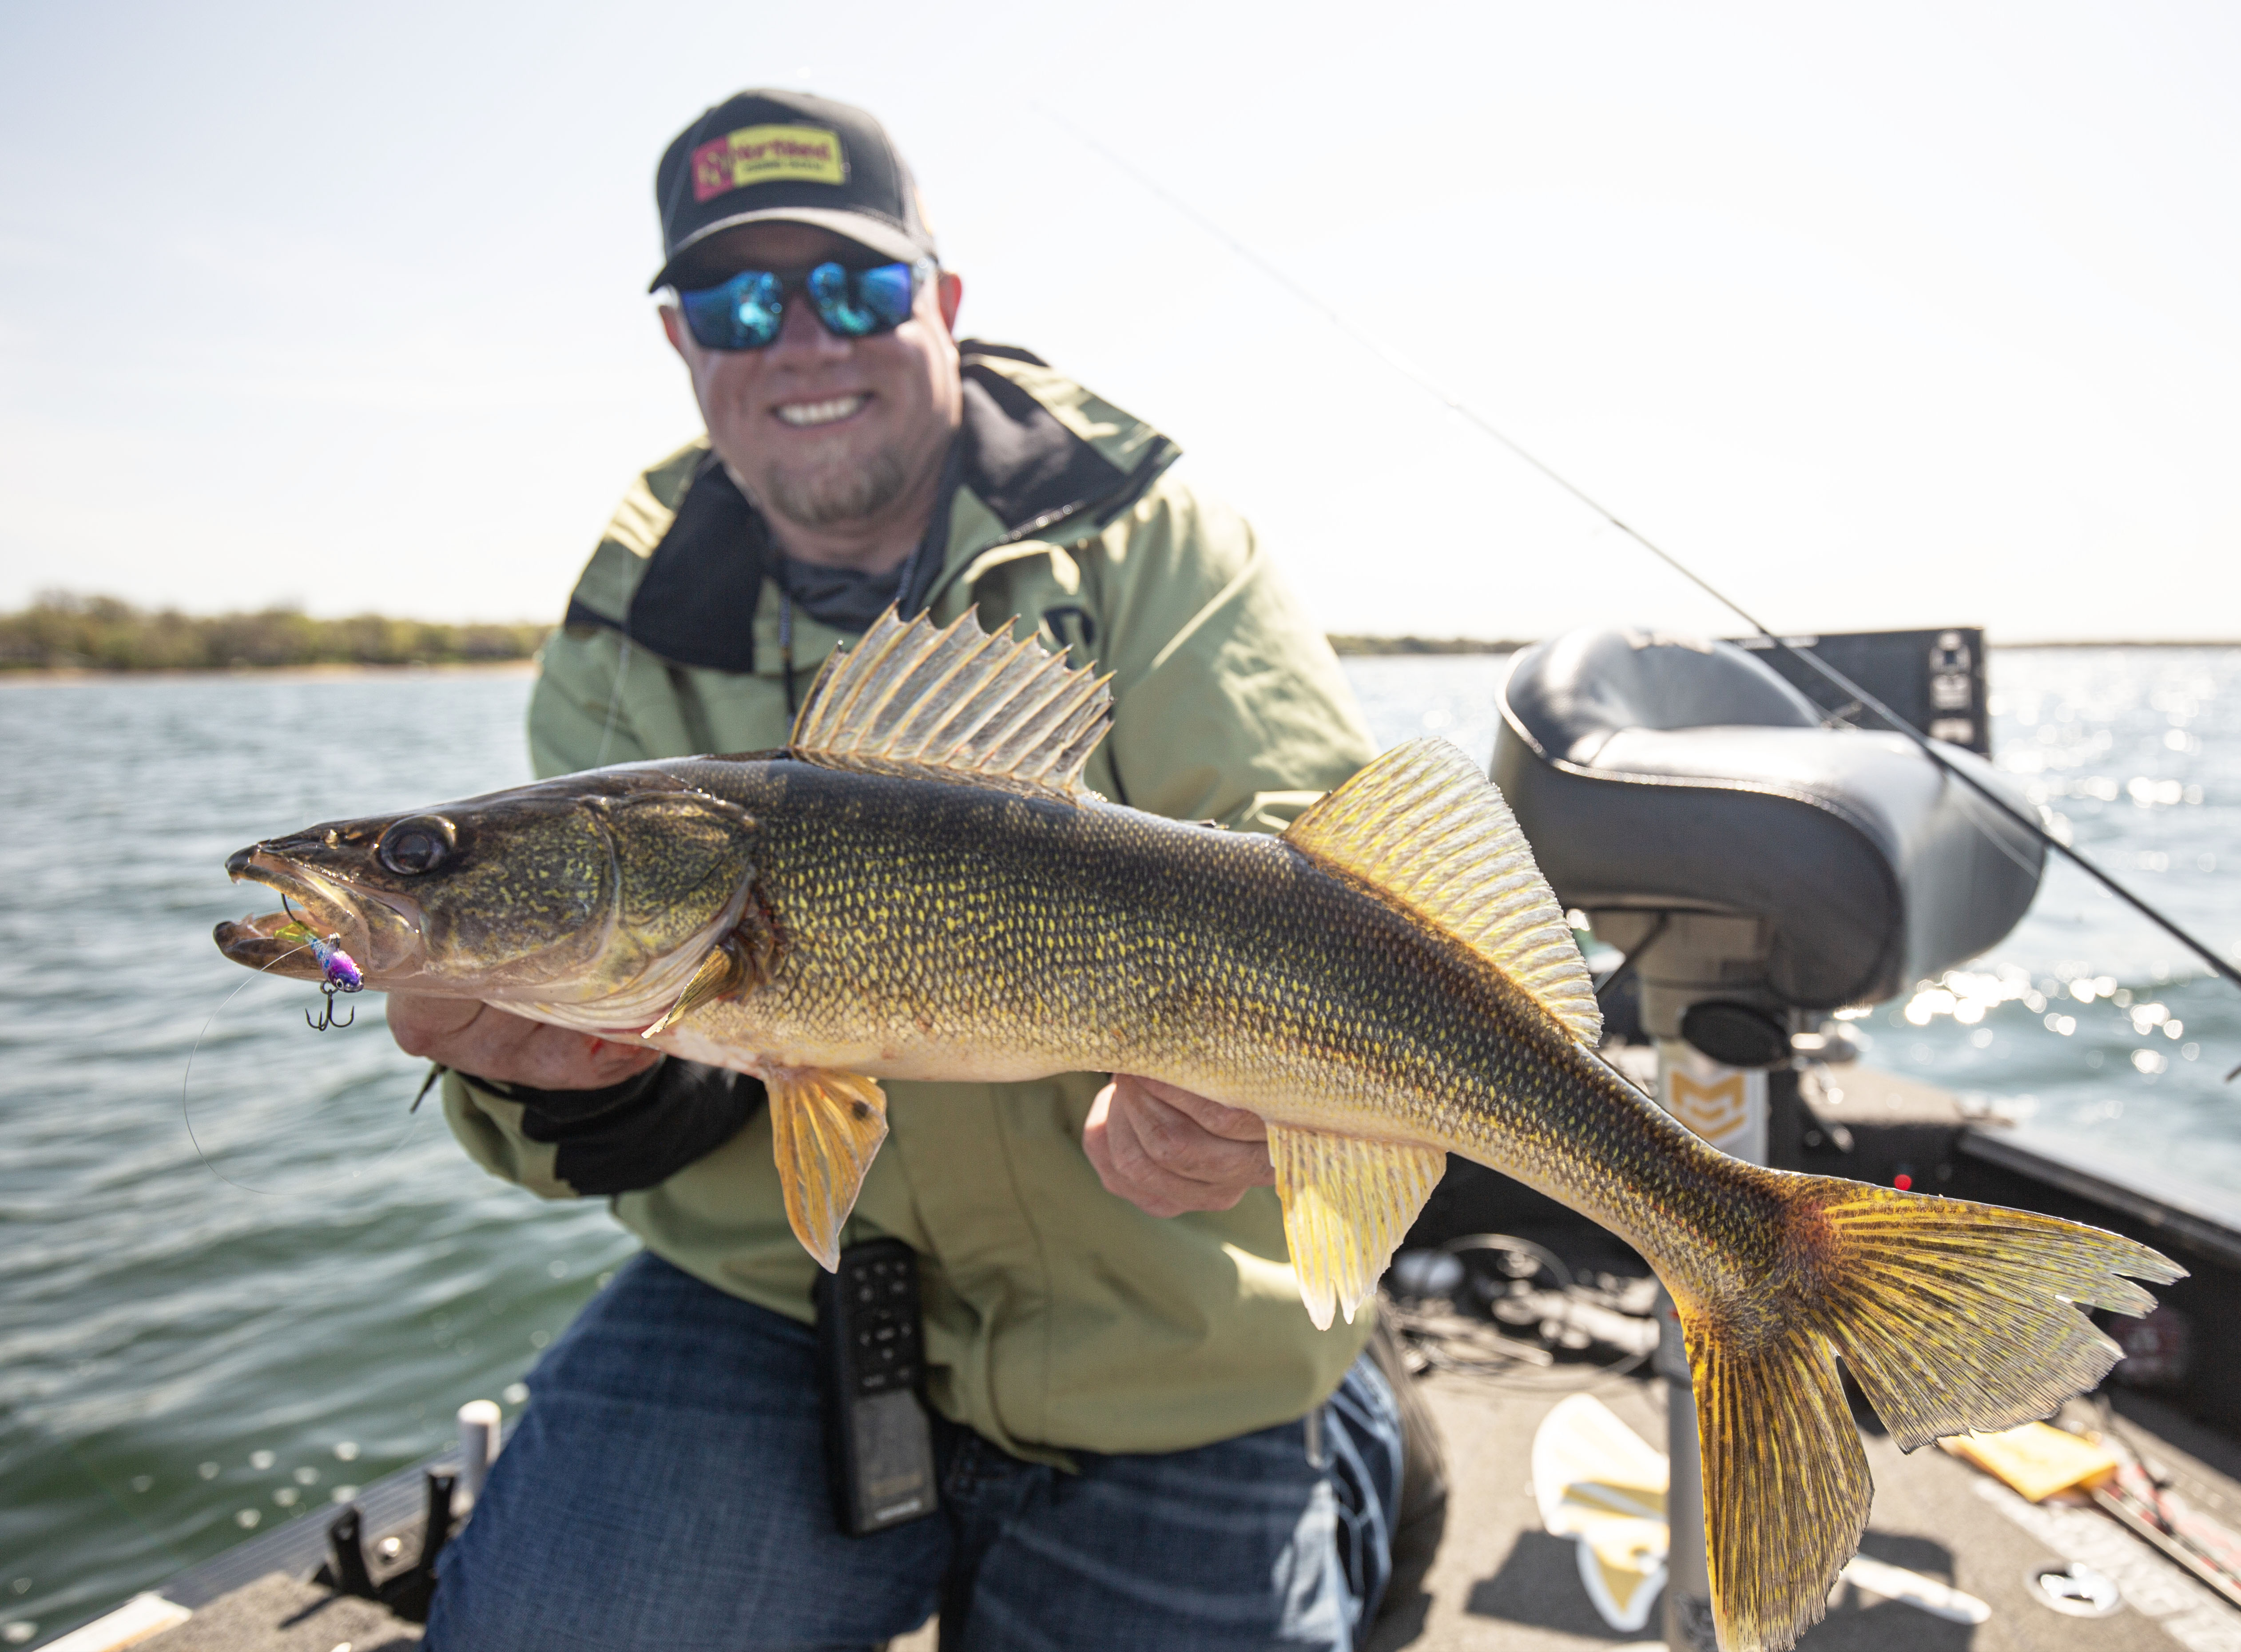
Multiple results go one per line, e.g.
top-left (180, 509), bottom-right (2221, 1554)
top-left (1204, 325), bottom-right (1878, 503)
top-left (56, 1066), bottom-right (2241, 1652)
top-left (92, 1370), bottom-right (2241, 1652)
top-left (1373, 1372), bottom-right (2241, 1652)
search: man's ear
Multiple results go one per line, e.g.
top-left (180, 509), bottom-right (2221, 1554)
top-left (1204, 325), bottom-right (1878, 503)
top-left (937, 271), bottom-right (963, 334)
top-left (658, 302), bottom-right (690, 360)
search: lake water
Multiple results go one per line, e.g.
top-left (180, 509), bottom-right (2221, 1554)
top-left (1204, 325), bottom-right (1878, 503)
top-left (2, 648), bottom-right (2236, 1644)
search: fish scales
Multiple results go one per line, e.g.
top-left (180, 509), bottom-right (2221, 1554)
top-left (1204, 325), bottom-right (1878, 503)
top-left (212, 607), bottom-right (2181, 1652)
top-left (683, 756), bottom-right (1756, 1277)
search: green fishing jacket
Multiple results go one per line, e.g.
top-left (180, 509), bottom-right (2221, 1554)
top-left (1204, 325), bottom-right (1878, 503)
top-left (444, 342), bottom-right (1381, 1459)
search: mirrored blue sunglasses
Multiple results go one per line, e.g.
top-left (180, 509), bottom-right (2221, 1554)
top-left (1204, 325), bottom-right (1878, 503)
top-left (676, 259), bottom-right (930, 352)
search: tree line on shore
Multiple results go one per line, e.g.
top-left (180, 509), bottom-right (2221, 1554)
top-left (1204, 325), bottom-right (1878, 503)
top-left (0, 594), bottom-right (1527, 673)
top-left (1324, 633), bottom-right (1526, 656)
top-left (0, 594), bottom-right (550, 671)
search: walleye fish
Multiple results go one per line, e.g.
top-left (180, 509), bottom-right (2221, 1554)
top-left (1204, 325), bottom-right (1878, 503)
top-left (216, 607), bottom-right (2178, 1652)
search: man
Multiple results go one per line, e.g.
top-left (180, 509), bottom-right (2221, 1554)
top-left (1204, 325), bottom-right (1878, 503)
top-left (400, 89), bottom-right (1411, 1651)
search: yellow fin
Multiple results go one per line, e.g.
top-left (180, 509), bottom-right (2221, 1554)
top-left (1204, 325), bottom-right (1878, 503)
top-left (639, 939), bottom-right (745, 1036)
top-left (1283, 738), bottom-right (1600, 1043)
top-left (767, 1068), bottom-right (890, 1271)
top-left (790, 606), bottom-right (1112, 799)
top-left (1267, 1123), bottom-right (1446, 1330)
top-left (1675, 1172), bottom-right (2181, 1651)
top-left (1679, 1290), bottom-right (1869, 1652)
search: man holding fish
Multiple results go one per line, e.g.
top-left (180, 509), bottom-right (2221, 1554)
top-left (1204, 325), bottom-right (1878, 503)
top-left (388, 89), bottom-right (1413, 1650)
top-left (220, 85), bottom-right (2177, 1652)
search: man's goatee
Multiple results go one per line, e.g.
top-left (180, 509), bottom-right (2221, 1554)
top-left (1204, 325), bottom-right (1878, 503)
top-left (761, 448), bottom-right (911, 529)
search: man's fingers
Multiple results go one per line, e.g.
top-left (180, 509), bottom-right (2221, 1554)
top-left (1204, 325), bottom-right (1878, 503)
top-left (1122, 1083), bottom-right (1274, 1185)
top-left (383, 994), bottom-right (659, 1090)
top-left (384, 993), bottom-right (489, 1058)
top-left (1086, 1083), bottom-right (1223, 1216)
top-left (1121, 1075), bottom-right (1269, 1142)
top-left (520, 1032), bottom-right (662, 1090)
top-left (1084, 1079), bottom-right (1273, 1217)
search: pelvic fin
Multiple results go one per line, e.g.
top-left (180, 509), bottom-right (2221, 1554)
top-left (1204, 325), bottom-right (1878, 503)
top-left (767, 1067), bottom-right (890, 1271)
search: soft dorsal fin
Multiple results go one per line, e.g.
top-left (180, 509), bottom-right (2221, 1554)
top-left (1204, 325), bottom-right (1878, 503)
top-left (1268, 1124), bottom-right (1447, 1329)
top-left (790, 607), bottom-right (1112, 800)
top-left (1283, 738), bottom-right (1601, 1044)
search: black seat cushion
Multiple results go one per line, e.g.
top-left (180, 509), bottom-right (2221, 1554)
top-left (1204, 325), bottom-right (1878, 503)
top-left (1491, 629), bottom-right (2042, 1009)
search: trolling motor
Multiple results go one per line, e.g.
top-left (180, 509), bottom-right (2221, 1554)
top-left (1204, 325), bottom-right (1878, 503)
top-left (1492, 626), bottom-right (2043, 1648)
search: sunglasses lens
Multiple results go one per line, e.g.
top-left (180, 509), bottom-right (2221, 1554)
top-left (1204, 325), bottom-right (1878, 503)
top-left (806, 262), bottom-right (918, 338)
top-left (680, 270), bottom-right (785, 350)
top-left (805, 263), bottom-right (876, 338)
top-left (854, 263), bottom-right (919, 328)
top-left (678, 262), bottom-right (919, 350)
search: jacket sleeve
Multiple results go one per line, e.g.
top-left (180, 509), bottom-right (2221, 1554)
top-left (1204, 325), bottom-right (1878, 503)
top-left (451, 445), bottom-right (759, 1196)
top-left (1087, 479), bottom-right (1377, 831)
top-left (443, 1060), bottom-right (764, 1199)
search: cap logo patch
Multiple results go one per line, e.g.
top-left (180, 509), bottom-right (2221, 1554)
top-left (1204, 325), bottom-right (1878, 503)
top-left (691, 125), bottom-right (848, 201)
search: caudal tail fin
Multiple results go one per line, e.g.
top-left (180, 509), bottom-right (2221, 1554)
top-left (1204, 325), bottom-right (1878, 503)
top-left (1677, 1175), bottom-right (2183, 1652)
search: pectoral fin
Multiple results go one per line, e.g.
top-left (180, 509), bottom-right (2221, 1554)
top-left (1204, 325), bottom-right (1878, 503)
top-left (1266, 1124), bottom-right (1446, 1329)
top-left (640, 938), bottom-right (746, 1036)
top-left (767, 1068), bottom-right (890, 1271)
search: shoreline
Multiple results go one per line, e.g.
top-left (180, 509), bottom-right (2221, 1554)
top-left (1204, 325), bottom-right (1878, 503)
top-left (1989, 639), bottom-right (2241, 649)
top-left (3, 640), bottom-right (2234, 685)
top-left (0, 659), bottom-right (540, 686)
top-left (1329, 638), bottom-right (2241, 655)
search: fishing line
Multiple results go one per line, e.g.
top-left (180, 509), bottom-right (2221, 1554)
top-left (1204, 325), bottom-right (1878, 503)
top-left (1031, 102), bottom-right (2241, 1012)
top-left (180, 941), bottom-right (423, 1195)
top-left (592, 632), bottom-right (634, 769)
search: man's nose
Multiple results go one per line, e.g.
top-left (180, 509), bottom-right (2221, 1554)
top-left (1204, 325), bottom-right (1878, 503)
top-left (765, 291), bottom-right (853, 359)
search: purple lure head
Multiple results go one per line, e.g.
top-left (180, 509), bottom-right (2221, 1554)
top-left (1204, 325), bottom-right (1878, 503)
top-left (323, 947), bottom-right (364, 993)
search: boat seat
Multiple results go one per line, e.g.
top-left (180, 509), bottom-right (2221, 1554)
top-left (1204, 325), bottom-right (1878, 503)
top-left (1490, 628), bottom-right (2043, 1011)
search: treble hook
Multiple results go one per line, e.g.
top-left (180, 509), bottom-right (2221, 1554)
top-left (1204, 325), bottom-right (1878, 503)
top-left (278, 905), bottom-right (367, 1033)
top-left (309, 980), bottom-right (358, 1032)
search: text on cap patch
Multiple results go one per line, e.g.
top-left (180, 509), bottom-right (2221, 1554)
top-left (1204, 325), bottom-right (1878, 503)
top-left (692, 125), bottom-right (849, 201)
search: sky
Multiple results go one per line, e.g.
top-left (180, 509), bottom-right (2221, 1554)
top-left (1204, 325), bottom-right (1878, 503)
top-left (1, 0), bottom-right (2237, 641)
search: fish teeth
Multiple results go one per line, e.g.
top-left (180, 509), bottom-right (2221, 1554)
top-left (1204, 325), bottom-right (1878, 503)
top-left (777, 394), bottom-right (867, 428)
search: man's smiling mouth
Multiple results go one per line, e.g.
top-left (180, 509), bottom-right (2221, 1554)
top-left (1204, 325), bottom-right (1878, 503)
top-left (776, 393), bottom-right (869, 428)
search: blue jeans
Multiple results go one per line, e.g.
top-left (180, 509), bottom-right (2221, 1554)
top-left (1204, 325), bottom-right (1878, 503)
top-left (425, 1253), bottom-right (1401, 1652)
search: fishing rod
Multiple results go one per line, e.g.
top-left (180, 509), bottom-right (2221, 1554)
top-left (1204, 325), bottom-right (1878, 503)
top-left (1034, 104), bottom-right (2241, 1026)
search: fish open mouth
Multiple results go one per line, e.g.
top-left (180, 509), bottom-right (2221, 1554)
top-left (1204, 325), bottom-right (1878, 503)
top-left (215, 847), bottom-right (423, 983)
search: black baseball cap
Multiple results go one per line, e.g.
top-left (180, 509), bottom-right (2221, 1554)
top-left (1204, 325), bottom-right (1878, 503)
top-left (649, 90), bottom-right (938, 292)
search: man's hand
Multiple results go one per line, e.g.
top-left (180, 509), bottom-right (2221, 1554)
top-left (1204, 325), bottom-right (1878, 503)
top-left (387, 993), bottom-right (662, 1092)
top-left (1083, 1076), bottom-right (1274, 1217)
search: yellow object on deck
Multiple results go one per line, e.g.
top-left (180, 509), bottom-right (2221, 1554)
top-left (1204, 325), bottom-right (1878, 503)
top-left (1532, 1394), bottom-right (1671, 1632)
top-left (1938, 1420), bottom-right (2119, 1501)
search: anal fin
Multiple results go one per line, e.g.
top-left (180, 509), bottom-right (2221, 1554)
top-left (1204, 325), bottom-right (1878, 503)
top-left (1267, 1123), bottom-right (1446, 1329)
top-left (767, 1068), bottom-right (890, 1271)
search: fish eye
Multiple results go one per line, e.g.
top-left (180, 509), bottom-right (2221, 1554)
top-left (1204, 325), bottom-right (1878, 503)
top-left (377, 816), bottom-right (456, 876)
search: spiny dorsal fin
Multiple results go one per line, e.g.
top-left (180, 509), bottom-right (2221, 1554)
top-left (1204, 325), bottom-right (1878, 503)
top-left (790, 607), bottom-right (1112, 800)
top-left (1267, 1123), bottom-right (1447, 1330)
top-left (766, 1067), bottom-right (889, 1271)
top-left (1283, 738), bottom-right (1601, 1044)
